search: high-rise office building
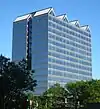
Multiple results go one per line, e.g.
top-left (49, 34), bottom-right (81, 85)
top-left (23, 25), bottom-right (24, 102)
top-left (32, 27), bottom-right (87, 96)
top-left (12, 7), bottom-right (92, 95)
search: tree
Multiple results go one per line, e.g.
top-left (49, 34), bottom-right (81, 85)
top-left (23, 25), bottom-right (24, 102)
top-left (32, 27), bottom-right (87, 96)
top-left (65, 80), bottom-right (100, 109)
top-left (87, 79), bottom-right (100, 103)
top-left (0, 55), bottom-right (37, 108)
top-left (26, 92), bottom-right (37, 109)
top-left (41, 83), bottom-right (68, 109)
top-left (66, 81), bottom-right (90, 109)
top-left (26, 92), bottom-right (45, 109)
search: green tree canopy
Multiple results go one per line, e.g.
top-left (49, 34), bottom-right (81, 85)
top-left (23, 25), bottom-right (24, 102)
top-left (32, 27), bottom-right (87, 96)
top-left (28, 80), bottom-right (100, 109)
top-left (87, 79), bottom-right (100, 103)
top-left (41, 83), bottom-right (68, 109)
top-left (0, 55), bottom-right (37, 108)
top-left (66, 80), bottom-right (90, 109)
top-left (65, 79), bottom-right (100, 109)
top-left (44, 83), bottom-right (67, 97)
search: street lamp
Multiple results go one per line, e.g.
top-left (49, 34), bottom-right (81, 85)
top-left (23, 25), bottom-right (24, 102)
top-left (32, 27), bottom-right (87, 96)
top-left (30, 100), bottom-right (32, 109)
top-left (65, 98), bottom-right (67, 104)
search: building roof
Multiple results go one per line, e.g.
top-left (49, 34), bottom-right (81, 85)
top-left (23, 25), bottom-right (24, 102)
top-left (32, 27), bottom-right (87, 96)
top-left (14, 7), bottom-right (90, 32)
top-left (34, 7), bottom-right (55, 16)
top-left (14, 7), bottom-right (55, 22)
top-left (69, 20), bottom-right (80, 27)
top-left (56, 14), bottom-right (68, 22)
top-left (81, 25), bottom-right (90, 32)
top-left (14, 14), bottom-right (31, 22)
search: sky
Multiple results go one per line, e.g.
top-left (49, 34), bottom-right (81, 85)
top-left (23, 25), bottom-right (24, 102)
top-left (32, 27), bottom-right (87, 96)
top-left (0, 0), bottom-right (100, 79)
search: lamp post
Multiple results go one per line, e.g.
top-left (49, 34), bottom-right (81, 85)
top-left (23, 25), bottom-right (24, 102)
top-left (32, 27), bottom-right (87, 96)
top-left (30, 100), bottom-right (32, 109)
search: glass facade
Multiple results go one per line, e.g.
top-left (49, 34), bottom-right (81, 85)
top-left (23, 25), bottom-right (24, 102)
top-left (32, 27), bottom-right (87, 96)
top-left (48, 14), bottom-right (92, 87)
top-left (13, 7), bottom-right (92, 94)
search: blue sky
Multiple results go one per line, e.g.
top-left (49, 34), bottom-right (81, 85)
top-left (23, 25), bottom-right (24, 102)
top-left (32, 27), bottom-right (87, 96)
top-left (0, 0), bottom-right (100, 79)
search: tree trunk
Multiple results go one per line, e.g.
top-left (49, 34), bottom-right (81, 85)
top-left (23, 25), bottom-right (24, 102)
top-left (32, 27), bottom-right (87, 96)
top-left (75, 101), bottom-right (77, 109)
top-left (0, 96), bottom-right (4, 109)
